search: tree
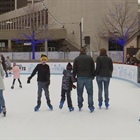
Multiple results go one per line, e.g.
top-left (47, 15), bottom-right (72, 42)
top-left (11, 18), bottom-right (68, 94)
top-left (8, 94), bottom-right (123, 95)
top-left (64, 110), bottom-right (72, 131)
top-left (98, 0), bottom-right (138, 62)
top-left (13, 3), bottom-right (53, 60)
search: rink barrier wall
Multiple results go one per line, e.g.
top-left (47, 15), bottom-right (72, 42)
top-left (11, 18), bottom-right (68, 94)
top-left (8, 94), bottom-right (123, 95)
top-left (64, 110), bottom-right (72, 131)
top-left (13, 62), bottom-right (140, 87)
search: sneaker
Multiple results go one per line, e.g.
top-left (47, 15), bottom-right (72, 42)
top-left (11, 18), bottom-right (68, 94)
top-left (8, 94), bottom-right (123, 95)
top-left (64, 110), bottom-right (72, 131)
top-left (2, 107), bottom-right (6, 116)
top-left (11, 86), bottom-right (14, 89)
top-left (99, 102), bottom-right (102, 108)
top-left (19, 84), bottom-right (22, 88)
top-left (59, 102), bottom-right (64, 109)
top-left (105, 101), bottom-right (109, 109)
top-left (48, 104), bottom-right (53, 110)
top-left (89, 107), bottom-right (95, 113)
top-left (69, 107), bottom-right (74, 112)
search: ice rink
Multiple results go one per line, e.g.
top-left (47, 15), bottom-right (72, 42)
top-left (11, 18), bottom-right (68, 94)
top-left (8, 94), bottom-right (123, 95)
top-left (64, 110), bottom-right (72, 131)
top-left (0, 74), bottom-right (140, 140)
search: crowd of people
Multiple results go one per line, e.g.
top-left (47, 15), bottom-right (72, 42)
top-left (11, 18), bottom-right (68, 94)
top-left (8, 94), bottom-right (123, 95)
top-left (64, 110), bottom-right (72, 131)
top-left (0, 47), bottom-right (114, 116)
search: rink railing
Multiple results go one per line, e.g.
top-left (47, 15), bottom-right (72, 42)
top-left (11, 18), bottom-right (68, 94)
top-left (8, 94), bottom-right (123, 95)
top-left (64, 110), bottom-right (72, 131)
top-left (13, 62), bottom-right (140, 87)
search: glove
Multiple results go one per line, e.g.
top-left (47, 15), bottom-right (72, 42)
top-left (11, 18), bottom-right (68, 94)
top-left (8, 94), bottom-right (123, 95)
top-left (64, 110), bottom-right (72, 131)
top-left (72, 84), bottom-right (76, 89)
top-left (27, 77), bottom-right (31, 84)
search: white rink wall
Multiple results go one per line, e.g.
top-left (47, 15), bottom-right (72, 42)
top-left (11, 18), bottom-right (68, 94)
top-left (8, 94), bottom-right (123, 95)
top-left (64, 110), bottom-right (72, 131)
top-left (13, 62), bottom-right (138, 84)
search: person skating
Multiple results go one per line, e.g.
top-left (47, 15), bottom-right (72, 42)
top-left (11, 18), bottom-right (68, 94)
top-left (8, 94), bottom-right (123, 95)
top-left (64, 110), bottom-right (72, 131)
top-left (59, 62), bottom-right (76, 112)
top-left (11, 62), bottom-right (22, 89)
top-left (0, 54), bottom-right (8, 77)
top-left (94, 48), bottom-right (113, 109)
top-left (73, 47), bottom-right (95, 112)
top-left (27, 54), bottom-right (53, 111)
top-left (0, 60), bottom-right (6, 116)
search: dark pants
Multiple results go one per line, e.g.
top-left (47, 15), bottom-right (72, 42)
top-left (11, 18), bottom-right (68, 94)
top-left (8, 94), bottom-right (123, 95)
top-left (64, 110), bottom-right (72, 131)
top-left (12, 79), bottom-right (22, 85)
top-left (60, 89), bottom-right (73, 108)
top-left (37, 81), bottom-right (51, 105)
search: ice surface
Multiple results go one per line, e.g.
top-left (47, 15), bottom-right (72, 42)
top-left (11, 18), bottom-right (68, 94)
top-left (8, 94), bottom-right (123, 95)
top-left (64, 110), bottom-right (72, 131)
top-left (0, 75), bottom-right (140, 140)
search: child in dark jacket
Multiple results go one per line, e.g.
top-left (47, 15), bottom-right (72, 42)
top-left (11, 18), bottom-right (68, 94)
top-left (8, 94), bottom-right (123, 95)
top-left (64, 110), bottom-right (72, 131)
top-left (59, 62), bottom-right (76, 112)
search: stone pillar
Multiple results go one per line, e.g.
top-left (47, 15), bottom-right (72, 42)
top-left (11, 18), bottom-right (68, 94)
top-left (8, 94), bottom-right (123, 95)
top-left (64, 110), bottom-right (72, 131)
top-left (15, 0), bottom-right (17, 10)
top-left (45, 40), bottom-right (48, 55)
top-left (8, 40), bottom-right (12, 52)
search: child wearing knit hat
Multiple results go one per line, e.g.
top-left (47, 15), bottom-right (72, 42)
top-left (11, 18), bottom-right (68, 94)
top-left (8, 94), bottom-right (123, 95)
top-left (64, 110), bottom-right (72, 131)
top-left (27, 54), bottom-right (53, 111)
top-left (59, 62), bottom-right (76, 112)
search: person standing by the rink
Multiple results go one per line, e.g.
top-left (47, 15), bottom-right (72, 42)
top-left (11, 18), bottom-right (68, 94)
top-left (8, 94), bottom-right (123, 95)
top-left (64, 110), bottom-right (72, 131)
top-left (27, 54), bottom-right (53, 111)
top-left (73, 47), bottom-right (95, 112)
top-left (11, 62), bottom-right (22, 89)
top-left (0, 60), bottom-right (6, 116)
top-left (94, 48), bottom-right (113, 109)
top-left (59, 62), bottom-right (76, 112)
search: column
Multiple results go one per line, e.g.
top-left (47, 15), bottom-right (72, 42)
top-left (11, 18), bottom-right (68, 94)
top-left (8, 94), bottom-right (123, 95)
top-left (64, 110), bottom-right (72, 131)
top-left (8, 40), bottom-right (12, 52)
top-left (45, 40), bottom-right (48, 55)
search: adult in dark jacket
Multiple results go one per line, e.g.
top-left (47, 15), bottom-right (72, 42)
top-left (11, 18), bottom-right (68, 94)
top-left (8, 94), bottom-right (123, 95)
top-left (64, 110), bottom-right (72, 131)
top-left (27, 54), bottom-right (53, 111)
top-left (94, 48), bottom-right (113, 109)
top-left (73, 47), bottom-right (95, 112)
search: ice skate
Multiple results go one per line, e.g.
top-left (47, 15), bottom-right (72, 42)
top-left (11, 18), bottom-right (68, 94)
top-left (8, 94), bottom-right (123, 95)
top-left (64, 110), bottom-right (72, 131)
top-left (11, 85), bottom-right (14, 89)
top-left (89, 107), bottom-right (95, 113)
top-left (59, 101), bottom-right (64, 109)
top-left (34, 105), bottom-right (40, 111)
top-left (2, 107), bottom-right (6, 116)
top-left (19, 84), bottom-right (22, 88)
top-left (34, 100), bottom-right (41, 111)
top-left (105, 101), bottom-right (109, 109)
top-left (69, 107), bottom-right (74, 112)
top-left (48, 104), bottom-right (53, 110)
top-left (98, 102), bottom-right (102, 109)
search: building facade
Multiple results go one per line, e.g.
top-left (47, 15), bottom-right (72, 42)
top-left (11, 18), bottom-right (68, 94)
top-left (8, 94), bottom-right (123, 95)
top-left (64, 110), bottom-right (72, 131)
top-left (0, 0), bottom-right (28, 15)
top-left (0, 0), bottom-right (138, 57)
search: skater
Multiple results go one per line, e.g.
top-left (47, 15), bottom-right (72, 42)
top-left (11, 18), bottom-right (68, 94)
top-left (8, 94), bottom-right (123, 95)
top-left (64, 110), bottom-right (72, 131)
top-left (0, 60), bottom-right (6, 116)
top-left (5, 56), bottom-right (12, 76)
top-left (73, 47), bottom-right (95, 112)
top-left (59, 62), bottom-right (76, 112)
top-left (94, 48), bottom-right (113, 109)
top-left (27, 54), bottom-right (53, 111)
top-left (11, 62), bottom-right (22, 89)
top-left (0, 54), bottom-right (8, 77)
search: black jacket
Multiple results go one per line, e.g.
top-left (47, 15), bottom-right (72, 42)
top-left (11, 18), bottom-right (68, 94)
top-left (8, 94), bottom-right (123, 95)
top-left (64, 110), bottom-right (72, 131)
top-left (94, 54), bottom-right (113, 77)
top-left (73, 53), bottom-right (95, 78)
top-left (62, 69), bottom-right (75, 91)
top-left (30, 63), bottom-right (50, 82)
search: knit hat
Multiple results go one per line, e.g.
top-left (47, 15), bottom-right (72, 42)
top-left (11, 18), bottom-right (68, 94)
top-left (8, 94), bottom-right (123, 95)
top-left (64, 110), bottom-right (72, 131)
top-left (66, 62), bottom-right (72, 70)
top-left (40, 54), bottom-right (48, 61)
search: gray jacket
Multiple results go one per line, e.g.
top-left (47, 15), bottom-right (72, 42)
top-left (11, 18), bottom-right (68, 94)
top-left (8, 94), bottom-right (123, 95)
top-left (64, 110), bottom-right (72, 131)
top-left (62, 69), bottom-right (75, 91)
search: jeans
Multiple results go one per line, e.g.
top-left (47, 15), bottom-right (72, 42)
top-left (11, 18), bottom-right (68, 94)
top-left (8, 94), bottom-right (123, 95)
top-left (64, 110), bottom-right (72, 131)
top-left (0, 90), bottom-right (5, 107)
top-left (96, 76), bottom-right (110, 102)
top-left (37, 81), bottom-right (51, 105)
top-left (77, 77), bottom-right (94, 108)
